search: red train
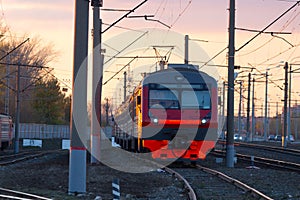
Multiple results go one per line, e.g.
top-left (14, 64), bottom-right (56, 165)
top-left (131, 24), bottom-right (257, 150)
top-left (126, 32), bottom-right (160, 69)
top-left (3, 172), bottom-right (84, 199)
top-left (0, 114), bottom-right (14, 150)
top-left (113, 64), bottom-right (218, 161)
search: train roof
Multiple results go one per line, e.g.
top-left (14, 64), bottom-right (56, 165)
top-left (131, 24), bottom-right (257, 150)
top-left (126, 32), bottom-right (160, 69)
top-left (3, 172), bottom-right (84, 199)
top-left (142, 64), bottom-right (217, 86)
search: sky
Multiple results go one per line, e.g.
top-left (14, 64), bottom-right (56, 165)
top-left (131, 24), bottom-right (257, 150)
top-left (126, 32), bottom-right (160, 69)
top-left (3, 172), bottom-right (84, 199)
top-left (1, 0), bottom-right (300, 117)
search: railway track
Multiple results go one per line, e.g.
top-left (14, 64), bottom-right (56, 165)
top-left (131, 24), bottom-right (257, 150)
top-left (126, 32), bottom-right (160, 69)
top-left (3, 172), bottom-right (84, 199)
top-left (0, 150), bottom-right (63, 166)
top-left (171, 164), bottom-right (273, 200)
top-left (132, 154), bottom-right (197, 200)
top-left (0, 187), bottom-right (51, 200)
top-left (162, 167), bottom-right (197, 200)
top-left (212, 149), bottom-right (300, 173)
top-left (235, 142), bottom-right (300, 157)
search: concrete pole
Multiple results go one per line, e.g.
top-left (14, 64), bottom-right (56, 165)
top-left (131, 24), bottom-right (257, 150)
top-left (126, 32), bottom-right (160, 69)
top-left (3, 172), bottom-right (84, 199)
top-left (246, 73), bottom-right (251, 142)
top-left (68, 0), bottom-right (89, 194)
top-left (276, 102), bottom-right (279, 136)
top-left (222, 81), bottom-right (226, 139)
top-left (226, 0), bottom-right (235, 168)
top-left (5, 55), bottom-right (10, 115)
top-left (238, 81), bottom-right (242, 135)
top-left (295, 100), bottom-right (298, 140)
top-left (105, 98), bottom-right (109, 126)
top-left (287, 64), bottom-right (292, 142)
top-left (264, 71), bottom-right (268, 141)
top-left (14, 63), bottom-right (20, 154)
top-left (184, 35), bottom-right (189, 64)
top-left (124, 71), bottom-right (127, 102)
top-left (91, 1), bottom-right (102, 164)
top-left (283, 62), bottom-right (288, 148)
top-left (251, 78), bottom-right (255, 142)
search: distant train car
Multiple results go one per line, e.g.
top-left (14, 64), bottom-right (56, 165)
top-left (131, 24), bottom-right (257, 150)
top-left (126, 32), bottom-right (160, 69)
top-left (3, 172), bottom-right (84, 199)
top-left (0, 114), bottom-right (14, 150)
top-left (113, 64), bottom-right (218, 161)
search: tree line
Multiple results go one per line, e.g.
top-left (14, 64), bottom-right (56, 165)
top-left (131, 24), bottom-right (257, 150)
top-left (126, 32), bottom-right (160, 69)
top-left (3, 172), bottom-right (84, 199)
top-left (0, 19), bottom-right (71, 125)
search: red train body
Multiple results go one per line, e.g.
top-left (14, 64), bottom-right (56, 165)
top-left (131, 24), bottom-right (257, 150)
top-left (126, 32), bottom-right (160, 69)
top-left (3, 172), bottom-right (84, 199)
top-left (113, 64), bottom-right (218, 161)
top-left (0, 114), bottom-right (14, 150)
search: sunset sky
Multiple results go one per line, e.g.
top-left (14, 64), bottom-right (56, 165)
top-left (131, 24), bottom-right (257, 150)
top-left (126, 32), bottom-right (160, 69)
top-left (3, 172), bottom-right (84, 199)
top-left (2, 0), bottom-right (300, 116)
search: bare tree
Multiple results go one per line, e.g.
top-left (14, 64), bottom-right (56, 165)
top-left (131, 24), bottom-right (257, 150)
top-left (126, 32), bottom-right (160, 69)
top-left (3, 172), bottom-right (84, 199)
top-left (0, 18), bottom-right (63, 123)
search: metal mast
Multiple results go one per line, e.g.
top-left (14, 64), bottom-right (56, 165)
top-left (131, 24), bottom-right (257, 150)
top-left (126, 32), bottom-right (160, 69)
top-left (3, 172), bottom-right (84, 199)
top-left (91, 0), bottom-right (103, 164)
top-left (68, 0), bottom-right (89, 194)
top-left (226, 0), bottom-right (235, 168)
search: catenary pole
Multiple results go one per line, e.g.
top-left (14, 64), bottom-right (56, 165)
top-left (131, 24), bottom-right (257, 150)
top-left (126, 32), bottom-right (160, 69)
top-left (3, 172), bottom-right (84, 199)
top-left (238, 81), bottom-right (242, 135)
top-left (91, 0), bottom-right (103, 164)
top-left (123, 71), bottom-right (127, 102)
top-left (288, 64), bottom-right (292, 142)
top-left (14, 63), bottom-right (20, 154)
top-left (222, 81), bottom-right (226, 139)
top-left (251, 78), bottom-right (255, 142)
top-left (283, 62), bottom-right (288, 148)
top-left (68, 0), bottom-right (89, 194)
top-left (246, 73), bottom-right (251, 142)
top-left (226, 0), bottom-right (235, 168)
top-left (184, 35), bottom-right (189, 64)
top-left (5, 55), bottom-right (10, 115)
top-left (264, 71), bottom-right (268, 141)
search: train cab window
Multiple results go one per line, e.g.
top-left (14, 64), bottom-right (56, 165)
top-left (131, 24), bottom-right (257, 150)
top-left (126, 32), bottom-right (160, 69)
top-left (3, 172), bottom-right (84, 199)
top-left (149, 89), bottom-right (179, 109)
top-left (181, 90), bottom-right (211, 109)
top-left (137, 96), bottom-right (141, 105)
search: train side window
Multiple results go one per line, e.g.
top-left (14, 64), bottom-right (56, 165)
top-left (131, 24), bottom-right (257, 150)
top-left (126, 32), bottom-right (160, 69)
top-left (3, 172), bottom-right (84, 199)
top-left (137, 96), bottom-right (141, 105)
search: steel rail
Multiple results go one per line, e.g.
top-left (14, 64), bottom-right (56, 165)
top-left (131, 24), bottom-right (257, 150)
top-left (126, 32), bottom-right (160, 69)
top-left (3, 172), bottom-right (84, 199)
top-left (130, 153), bottom-right (197, 200)
top-left (196, 165), bottom-right (274, 200)
top-left (0, 150), bottom-right (64, 166)
top-left (212, 150), bottom-right (300, 172)
top-left (236, 142), bottom-right (300, 156)
top-left (163, 167), bottom-right (197, 200)
top-left (0, 187), bottom-right (52, 200)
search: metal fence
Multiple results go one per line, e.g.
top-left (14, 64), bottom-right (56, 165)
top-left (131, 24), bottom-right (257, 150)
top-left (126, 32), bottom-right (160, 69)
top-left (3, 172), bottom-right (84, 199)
top-left (18, 123), bottom-right (70, 139)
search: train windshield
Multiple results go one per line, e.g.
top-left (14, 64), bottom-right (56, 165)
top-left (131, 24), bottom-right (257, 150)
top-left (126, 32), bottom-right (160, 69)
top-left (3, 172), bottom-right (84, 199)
top-left (148, 84), bottom-right (211, 109)
top-left (149, 89), bottom-right (179, 109)
top-left (181, 90), bottom-right (211, 109)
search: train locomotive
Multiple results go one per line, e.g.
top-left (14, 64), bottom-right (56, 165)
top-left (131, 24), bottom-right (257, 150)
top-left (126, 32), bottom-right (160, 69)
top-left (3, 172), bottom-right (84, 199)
top-left (113, 64), bottom-right (218, 161)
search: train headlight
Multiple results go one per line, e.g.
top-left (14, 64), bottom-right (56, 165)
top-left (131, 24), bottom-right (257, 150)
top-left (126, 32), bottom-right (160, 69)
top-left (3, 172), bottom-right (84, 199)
top-left (153, 118), bottom-right (159, 124)
top-left (201, 119), bottom-right (207, 124)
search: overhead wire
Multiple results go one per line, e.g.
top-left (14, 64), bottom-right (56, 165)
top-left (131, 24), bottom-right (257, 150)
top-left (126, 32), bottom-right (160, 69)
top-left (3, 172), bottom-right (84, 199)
top-left (237, 5), bottom-right (300, 57)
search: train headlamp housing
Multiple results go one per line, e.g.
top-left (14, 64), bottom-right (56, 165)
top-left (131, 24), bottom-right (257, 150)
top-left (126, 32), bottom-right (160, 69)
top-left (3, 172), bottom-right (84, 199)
top-left (201, 119), bottom-right (207, 124)
top-left (153, 118), bottom-right (159, 124)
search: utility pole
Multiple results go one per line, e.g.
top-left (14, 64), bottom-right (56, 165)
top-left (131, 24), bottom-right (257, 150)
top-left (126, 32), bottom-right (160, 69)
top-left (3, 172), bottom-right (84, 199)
top-left (14, 62), bottom-right (20, 154)
top-left (123, 71), bottom-right (127, 102)
top-left (222, 81), bottom-right (226, 139)
top-left (246, 73), bottom-right (251, 142)
top-left (288, 64), bottom-right (292, 142)
top-left (251, 78), bottom-right (255, 142)
top-left (295, 100), bottom-right (298, 140)
top-left (264, 71), bottom-right (268, 141)
top-left (68, 0), bottom-right (89, 194)
top-left (5, 55), bottom-right (10, 115)
top-left (184, 35), bottom-right (189, 64)
top-left (105, 98), bottom-right (109, 126)
top-left (276, 102), bottom-right (279, 136)
top-left (226, 0), bottom-right (235, 168)
top-left (238, 81), bottom-right (242, 135)
top-left (283, 62), bottom-right (288, 148)
top-left (91, 0), bottom-right (103, 164)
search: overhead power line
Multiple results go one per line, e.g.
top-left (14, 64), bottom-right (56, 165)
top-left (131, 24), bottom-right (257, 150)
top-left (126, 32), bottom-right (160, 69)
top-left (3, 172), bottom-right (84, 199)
top-left (236, 0), bottom-right (300, 52)
top-left (0, 38), bottom-right (29, 61)
top-left (102, 0), bottom-right (148, 34)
